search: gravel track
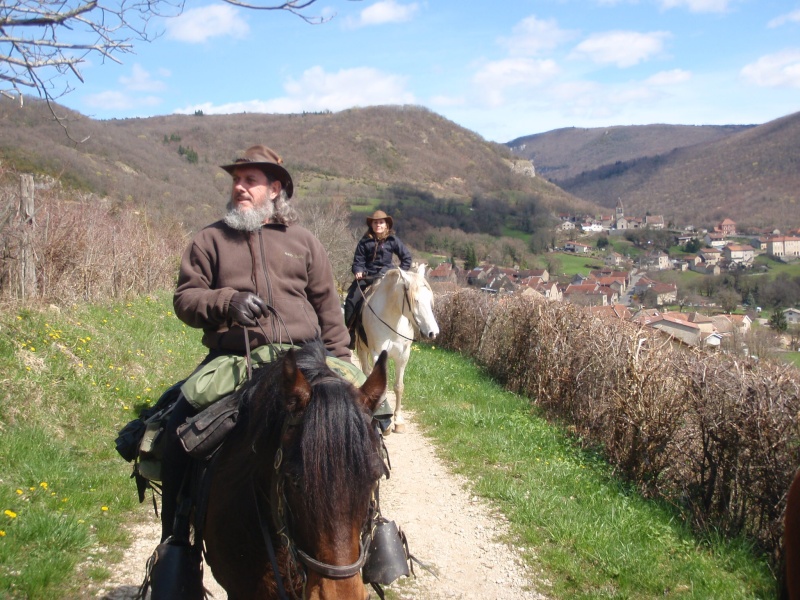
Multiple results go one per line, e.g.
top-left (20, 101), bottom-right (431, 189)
top-left (93, 399), bottom-right (544, 599)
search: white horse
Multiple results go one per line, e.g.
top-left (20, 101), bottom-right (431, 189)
top-left (355, 265), bottom-right (439, 433)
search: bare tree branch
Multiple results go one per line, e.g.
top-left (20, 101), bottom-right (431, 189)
top-left (1, 0), bottom-right (360, 138)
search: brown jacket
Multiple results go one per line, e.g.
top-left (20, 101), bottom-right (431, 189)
top-left (174, 220), bottom-right (350, 360)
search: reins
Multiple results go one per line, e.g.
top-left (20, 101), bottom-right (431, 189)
top-left (244, 303), bottom-right (293, 378)
top-left (240, 321), bottom-right (382, 597)
top-left (357, 273), bottom-right (417, 343)
top-left (252, 385), bottom-right (379, 600)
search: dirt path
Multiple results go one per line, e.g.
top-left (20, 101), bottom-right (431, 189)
top-left (93, 404), bottom-right (544, 599)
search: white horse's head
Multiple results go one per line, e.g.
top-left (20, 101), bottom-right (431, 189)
top-left (399, 266), bottom-right (439, 340)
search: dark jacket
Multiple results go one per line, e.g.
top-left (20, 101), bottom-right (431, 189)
top-left (174, 220), bottom-right (350, 360)
top-left (351, 233), bottom-right (412, 278)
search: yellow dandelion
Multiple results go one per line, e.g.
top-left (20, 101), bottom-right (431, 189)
top-left (101, 506), bottom-right (109, 512)
top-left (62, 498), bottom-right (69, 503)
top-left (4, 510), bottom-right (17, 519)
top-left (29, 347), bottom-right (36, 352)
top-left (39, 482), bottom-right (48, 489)
top-left (15, 490), bottom-right (22, 495)
top-left (0, 530), bottom-right (5, 536)
top-left (123, 405), bottom-right (129, 410)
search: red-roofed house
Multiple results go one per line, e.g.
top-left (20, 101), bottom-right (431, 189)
top-left (722, 244), bottom-right (755, 266)
top-left (718, 218), bottom-right (737, 236)
top-left (766, 236), bottom-right (800, 258)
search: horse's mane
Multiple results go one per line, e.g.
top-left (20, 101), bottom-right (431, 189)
top-left (237, 340), bottom-right (382, 530)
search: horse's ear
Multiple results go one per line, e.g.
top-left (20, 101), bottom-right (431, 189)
top-left (416, 263), bottom-right (427, 277)
top-left (359, 350), bottom-right (388, 413)
top-left (282, 349), bottom-right (311, 414)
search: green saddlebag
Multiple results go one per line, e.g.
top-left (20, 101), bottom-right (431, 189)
top-left (177, 345), bottom-right (373, 458)
top-left (180, 345), bottom-right (368, 409)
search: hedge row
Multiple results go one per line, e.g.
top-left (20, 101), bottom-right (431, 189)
top-left (434, 289), bottom-right (800, 564)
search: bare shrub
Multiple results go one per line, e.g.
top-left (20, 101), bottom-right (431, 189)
top-left (0, 181), bottom-right (186, 304)
top-left (434, 289), bottom-right (800, 566)
top-left (435, 288), bottom-right (495, 356)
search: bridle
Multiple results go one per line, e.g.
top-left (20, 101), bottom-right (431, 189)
top-left (253, 381), bottom-right (384, 600)
top-left (358, 272), bottom-right (429, 343)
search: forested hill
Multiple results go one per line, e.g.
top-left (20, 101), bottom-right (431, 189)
top-left (507, 112), bottom-right (800, 230)
top-left (0, 98), bottom-right (597, 234)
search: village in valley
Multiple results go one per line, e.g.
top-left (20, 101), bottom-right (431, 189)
top-left (425, 199), bottom-right (800, 355)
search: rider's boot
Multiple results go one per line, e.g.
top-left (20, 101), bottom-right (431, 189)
top-left (144, 396), bottom-right (204, 600)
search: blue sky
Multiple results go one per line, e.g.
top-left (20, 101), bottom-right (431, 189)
top-left (60, 0), bottom-right (800, 142)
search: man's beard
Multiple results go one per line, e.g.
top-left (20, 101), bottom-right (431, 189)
top-left (224, 200), bottom-right (274, 231)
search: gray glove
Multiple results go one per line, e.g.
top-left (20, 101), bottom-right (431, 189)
top-left (229, 292), bottom-right (268, 327)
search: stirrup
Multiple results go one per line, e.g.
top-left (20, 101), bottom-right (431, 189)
top-left (138, 537), bottom-right (207, 600)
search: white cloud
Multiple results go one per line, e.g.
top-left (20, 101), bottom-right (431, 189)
top-left (659, 0), bottom-right (732, 13)
top-left (499, 15), bottom-right (575, 56)
top-left (473, 58), bottom-right (560, 106)
top-left (571, 31), bottom-right (670, 68)
top-left (166, 4), bottom-right (248, 43)
top-left (473, 58), bottom-right (560, 88)
top-left (176, 66), bottom-right (415, 115)
top-left (741, 50), bottom-right (800, 88)
top-left (119, 64), bottom-right (167, 93)
top-left (84, 91), bottom-right (162, 111)
top-left (646, 68), bottom-right (691, 85)
top-left (768, 9), bottom-right (800, 28)
top-left (348, 0), bottom-right (419, 28)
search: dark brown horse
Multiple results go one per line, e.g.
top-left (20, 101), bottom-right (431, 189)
top-left (203, 341), bottom-right (388, 600)
top-left (785, 468), bottom-right (800, 600)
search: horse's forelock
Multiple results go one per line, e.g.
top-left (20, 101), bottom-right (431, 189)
top-left (298, 380), bottom-right (381, 526)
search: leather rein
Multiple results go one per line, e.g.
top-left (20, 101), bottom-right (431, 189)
top-left (251, 397), bottom-right (378, 600)
top-left (241, 319), bottom-right (379, 599)
top-left (358, 272), bottom-right (419, 343)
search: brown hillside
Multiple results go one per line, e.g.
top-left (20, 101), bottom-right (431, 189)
top-left (556, 111), bottom-right (800, 230)
top-left (0, 99), bottom-right (597, 232)
top-left (507, 123), bottom-right (750, 182)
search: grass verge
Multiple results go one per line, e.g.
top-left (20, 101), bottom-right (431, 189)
top-left (0, 294), bottom-right (204, 599)
top-left (401, 343), bottom-right (775, 599)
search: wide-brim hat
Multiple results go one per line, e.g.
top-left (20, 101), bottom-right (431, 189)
top-left (366, 210), bottom-right (393, 230)
top-left (220, 145), bottom-right (294, 198)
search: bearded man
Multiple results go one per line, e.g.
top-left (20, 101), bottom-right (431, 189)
top-left (160, 145), bottom-right (349, 545)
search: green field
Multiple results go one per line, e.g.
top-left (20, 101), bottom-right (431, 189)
top-left (552, 252), bottom-right (606, 277)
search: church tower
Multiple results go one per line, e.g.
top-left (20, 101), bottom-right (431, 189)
top-left (615, 197), bottom-right (624, 221)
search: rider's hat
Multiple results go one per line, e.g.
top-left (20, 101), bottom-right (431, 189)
top-left (366, 210), bottom-right (393, 230)
top-left (220, 145), bottom-right (294, 198)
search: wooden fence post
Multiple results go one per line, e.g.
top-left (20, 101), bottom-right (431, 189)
top-left (19, 174), bottom-right (36, 301)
